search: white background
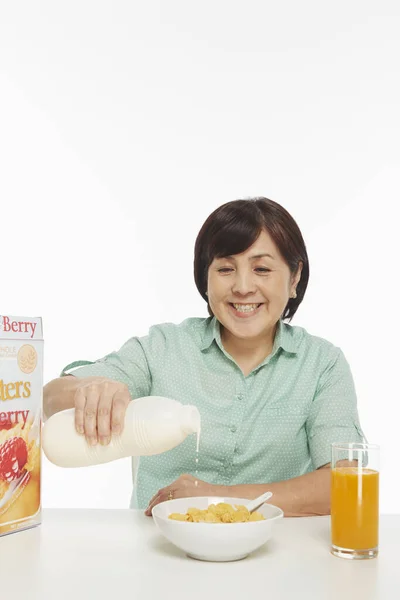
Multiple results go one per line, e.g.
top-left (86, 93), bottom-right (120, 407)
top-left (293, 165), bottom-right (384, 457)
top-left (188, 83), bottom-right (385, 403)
top-left (1, 1), bottom-right (399, 513)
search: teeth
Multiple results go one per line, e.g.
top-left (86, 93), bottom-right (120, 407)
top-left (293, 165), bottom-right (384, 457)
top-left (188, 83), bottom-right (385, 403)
top-left (232, 303), bottom-right (260, 313)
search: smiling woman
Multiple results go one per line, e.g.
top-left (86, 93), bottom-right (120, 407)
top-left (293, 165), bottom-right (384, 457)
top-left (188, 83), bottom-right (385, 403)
top-left (194, 200), bottom-right (307, 375)
top-left (43, 197), bottom-right (364, 517)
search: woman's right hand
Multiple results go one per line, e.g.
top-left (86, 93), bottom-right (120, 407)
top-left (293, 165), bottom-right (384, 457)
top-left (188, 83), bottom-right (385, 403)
top-left (73, 377), bottom-right (131, 446)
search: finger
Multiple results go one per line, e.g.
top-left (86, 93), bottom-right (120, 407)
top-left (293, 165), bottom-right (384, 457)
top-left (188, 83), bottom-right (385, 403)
top-left (97, 385), bottom-right (113, 445)
top-left (147, 478), bottom-right (178, 506)
top-left (74, 388), bottom-right (86, 435)
top-left (146, 488), bottom-right (163, 509)
top-left (145, 492), bottom-right (163, 516)
top-left (145, 478), bottom-right (178, 513)
top-left (110, 388), bottom-right (130, 435)
top-left (145, 486), bottom-right (177, 516)
top-left (84, 385), bottom-right (100, 445)
top-left (145, 488), bottom-right (167, 513)
top-left (145, 502), bottom-right (154, 516)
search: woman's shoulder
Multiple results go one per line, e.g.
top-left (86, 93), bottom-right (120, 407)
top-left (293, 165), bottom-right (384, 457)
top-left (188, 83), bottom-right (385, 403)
top-left (143, 316), bottom-right (212, 346)
top-left (281, 321), bottom-right (344, 361)
top-left (147, 316), bottom-right (210, 333)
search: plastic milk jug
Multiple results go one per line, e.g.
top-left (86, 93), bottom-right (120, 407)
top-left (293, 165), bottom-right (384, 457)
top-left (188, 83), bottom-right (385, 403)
top-left (42, 396), bottom-right (201, 467)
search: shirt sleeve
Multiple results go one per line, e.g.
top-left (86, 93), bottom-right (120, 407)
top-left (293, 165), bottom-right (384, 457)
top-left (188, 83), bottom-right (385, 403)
top-left (60, 336), bottom-right (152, 400)
top-left (306, 348), bottom-right (364, 469)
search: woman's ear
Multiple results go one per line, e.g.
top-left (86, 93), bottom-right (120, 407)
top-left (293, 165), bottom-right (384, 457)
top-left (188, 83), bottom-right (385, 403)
top-left (291, 262), bottom-right (303, 296)
top-left (294, 262), bottom-right (303, 286)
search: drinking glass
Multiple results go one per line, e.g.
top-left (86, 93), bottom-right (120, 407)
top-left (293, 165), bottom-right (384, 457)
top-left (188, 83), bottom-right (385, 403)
top-left (331, 442), bottom-right (379, 559)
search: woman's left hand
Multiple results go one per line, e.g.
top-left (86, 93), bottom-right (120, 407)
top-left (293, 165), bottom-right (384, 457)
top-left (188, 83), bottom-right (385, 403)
top-left (145, 474), bottom-right (219, 516)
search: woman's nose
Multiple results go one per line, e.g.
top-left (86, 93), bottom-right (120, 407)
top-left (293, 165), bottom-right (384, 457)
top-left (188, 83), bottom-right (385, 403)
top-left (231, 272), bottom-right (256, 295)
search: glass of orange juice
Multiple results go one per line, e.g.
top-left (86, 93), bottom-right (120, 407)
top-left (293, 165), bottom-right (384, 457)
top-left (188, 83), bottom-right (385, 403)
top-left (331, 442), bottom-right (379, 560)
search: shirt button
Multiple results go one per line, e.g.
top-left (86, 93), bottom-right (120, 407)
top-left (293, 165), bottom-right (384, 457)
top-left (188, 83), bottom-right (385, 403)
top-left (230, 425), bottom-right (237, 433)
top-left (237, 393), bottom-right (244, 400)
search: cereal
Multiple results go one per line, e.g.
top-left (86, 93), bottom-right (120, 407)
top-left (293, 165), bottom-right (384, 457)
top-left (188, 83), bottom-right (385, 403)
top-left (0, 315), bottom-right (43, 537)
top-left (168, 502), bottom-right (265, 523)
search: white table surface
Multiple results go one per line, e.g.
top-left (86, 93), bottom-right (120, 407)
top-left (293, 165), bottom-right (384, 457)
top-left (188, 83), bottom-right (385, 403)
top-left (1, 510), bottom-right (399, 600)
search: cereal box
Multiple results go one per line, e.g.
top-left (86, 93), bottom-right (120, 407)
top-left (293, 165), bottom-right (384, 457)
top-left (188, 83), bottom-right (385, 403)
top-left (0, 315), bottom-right (43, 536)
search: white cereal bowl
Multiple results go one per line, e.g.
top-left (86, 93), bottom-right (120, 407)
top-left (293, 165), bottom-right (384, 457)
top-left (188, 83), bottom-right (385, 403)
top-left (152, 496), bottom-right (284, 562)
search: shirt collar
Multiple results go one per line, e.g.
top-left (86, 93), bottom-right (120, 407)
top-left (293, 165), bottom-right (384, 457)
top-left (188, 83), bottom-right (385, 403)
top-left (200, 316), bottom-right (299, 355)
top-left (200, 317), bottom-right (220, 351)
top-left (273, 319), bottom-right (299, 354)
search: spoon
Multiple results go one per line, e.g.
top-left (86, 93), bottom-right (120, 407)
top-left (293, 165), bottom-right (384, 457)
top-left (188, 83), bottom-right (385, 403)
top-left (245, 491), bottom-right (273, 513)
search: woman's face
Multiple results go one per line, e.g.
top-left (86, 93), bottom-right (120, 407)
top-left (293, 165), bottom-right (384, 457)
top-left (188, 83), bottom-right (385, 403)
top-left (207, 229), bottom-right (302, 343)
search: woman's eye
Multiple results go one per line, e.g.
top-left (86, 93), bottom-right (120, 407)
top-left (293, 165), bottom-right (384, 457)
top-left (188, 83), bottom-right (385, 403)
top-left (255, 267), bottom-right (271, 273)
top-left (217, 268), bottom-right (233, 273)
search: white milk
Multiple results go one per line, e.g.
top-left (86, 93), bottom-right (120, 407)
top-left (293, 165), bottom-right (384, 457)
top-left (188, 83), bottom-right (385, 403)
top-left (0, 315), bottom-right (43, 537)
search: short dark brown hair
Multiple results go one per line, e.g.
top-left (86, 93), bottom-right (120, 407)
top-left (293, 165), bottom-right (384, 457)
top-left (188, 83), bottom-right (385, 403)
top-left (194, 197), bottom-right (309, 321)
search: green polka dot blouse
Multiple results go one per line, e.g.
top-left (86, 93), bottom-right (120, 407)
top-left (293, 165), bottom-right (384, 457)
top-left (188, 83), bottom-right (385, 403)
top-left (61, 317), bottom-right (364, 509)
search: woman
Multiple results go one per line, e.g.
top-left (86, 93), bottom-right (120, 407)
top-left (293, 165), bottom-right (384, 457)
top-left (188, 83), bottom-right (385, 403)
top-left (43, 197), bottom-right (364, 517)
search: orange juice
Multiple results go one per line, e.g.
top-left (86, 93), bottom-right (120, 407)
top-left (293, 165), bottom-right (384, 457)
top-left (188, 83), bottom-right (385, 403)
top-left (331, 467), bottom-right (379, 550)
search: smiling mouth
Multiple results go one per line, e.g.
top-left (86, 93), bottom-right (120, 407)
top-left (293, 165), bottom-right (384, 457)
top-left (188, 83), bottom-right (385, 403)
top-left (229, 303), bottom-right (263, 314)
